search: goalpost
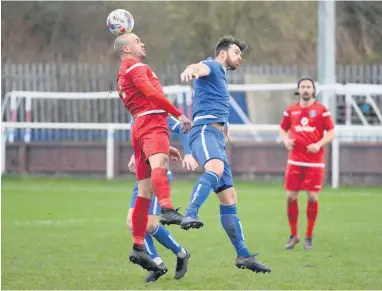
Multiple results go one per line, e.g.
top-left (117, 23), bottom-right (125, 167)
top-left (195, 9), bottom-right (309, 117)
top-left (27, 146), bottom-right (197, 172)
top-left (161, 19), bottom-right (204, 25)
top-left (2, 83), bottom-right (382, 188)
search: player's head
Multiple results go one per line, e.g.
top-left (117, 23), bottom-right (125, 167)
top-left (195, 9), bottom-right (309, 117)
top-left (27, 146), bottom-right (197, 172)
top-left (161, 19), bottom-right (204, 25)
top-left (215, 35), bottom-right (248, 71)
top-left (114, 33), bottom-right (146, 59)
top-left (296, 77), bottom-right (316, 101)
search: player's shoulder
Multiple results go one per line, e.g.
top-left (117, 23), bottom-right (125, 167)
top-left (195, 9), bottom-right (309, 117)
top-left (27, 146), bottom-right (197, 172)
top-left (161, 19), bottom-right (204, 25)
top-left (201, 57), bottom-right (218, 65)
top-left (312, 101), bottom-right (329, 112)
top-left (200, 57), bottom-right (224, 73)
top-left (285, 103), bottom-right (300, 113)
top-left (122, 58), bottom-right (148, 74)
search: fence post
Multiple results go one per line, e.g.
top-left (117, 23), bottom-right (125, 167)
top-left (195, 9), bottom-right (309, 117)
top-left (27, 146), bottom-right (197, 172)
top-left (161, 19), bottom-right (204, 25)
top-left (331, 135), bottom-right (340, 189)
top-left (106, 126), bottom-right (115, 180)
top-left (1, 128), bottom-right (6, 174)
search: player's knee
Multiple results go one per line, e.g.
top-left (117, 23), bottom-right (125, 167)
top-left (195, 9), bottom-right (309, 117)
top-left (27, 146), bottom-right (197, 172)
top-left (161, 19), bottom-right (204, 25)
top-left (149, 153), bottom-right (169, 169)
top-left (287, 191), bottom-right (298, 201)
top-left (137, 178), bottom-right (153, 199)
top-left (204, 159), bottom-right (224, 177)
top-left (307, 192), bottom-right (319, 202)
top-left (217, 186), bottom-right (236, 205)
top-left (146, 215), bottom-right (159, 233)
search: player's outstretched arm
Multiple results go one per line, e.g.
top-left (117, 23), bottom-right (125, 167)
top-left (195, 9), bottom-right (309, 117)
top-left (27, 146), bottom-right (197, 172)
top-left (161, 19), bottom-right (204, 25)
top-left (180, 63), bottom-right (210, 82)
top-left (130, 67), bottom-right (183, 118)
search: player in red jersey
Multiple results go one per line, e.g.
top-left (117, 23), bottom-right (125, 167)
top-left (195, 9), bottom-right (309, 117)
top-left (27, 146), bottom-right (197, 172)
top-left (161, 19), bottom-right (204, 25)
top-left (114, 33), bottom-right (192, 272)
top-left (279, 78), bottom-right (335, 250)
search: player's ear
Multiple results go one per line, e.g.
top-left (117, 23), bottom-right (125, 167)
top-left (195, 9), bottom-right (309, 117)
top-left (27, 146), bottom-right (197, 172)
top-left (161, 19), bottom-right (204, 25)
top-left (221, 50), bottom-right (228, 59)
top-left (123, 45), bottom-right (131, 53)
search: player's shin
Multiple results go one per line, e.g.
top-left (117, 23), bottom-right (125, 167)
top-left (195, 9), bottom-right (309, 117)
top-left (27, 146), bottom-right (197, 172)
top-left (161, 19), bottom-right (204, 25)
top-left (306, 198), bottom-right (319, 237)
top-left (220, 204), bottom-right (251, 257)
top-left (144, 233), bottom-right (163, 265)
top-left (150, 225), bottom-right (186, 258)
top-left (185, 171), bottom-right (219, 217)
top-left (151, 168), bottom-right (173, 209)
top-left (132, 197), bottom-right (152, 247)
top-left (287, 197), bottom-right (299, 236)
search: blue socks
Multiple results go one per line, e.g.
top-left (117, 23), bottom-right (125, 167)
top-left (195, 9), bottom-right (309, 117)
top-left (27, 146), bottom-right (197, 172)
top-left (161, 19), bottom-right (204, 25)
top-left (144, 233), bottom-right (160, 260)
top-left (186, 171), bottom-right (219, 217)
top-left (220, 204), bottom-right (251, 257)
top-left (151, 224), bottom-right (182, 255)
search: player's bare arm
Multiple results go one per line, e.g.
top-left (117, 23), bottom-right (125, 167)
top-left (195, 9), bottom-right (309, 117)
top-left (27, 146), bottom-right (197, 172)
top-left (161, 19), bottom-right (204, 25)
top-left (307, 128), bottom-right (335, 153)
top-left (180, 63), bottom-right (210, 82)
top-left (279, 128), bottom-right (295, 151)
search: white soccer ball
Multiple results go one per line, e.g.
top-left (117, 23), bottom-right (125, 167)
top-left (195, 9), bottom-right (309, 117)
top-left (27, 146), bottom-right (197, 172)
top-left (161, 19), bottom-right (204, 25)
top-left (107, 9), bottom-right (135, 36)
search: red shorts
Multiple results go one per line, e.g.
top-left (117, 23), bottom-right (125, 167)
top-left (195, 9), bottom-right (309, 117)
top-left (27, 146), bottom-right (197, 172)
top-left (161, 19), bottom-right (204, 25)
top-left (284, 164), bottom-right (325, 192)
top-left (131, 113), bottom-right (170, 180)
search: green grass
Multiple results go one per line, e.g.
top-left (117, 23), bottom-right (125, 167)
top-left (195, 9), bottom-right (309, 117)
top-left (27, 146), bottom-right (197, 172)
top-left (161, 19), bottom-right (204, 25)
top-left (1, 175), bottom-right (382, 290)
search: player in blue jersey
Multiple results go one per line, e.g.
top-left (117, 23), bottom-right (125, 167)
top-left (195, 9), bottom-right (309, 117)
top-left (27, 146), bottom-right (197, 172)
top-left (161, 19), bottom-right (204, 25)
top-left (127, 115), bottom-right (198, 282)
top-left (173, 36), bottom-right (271, 273)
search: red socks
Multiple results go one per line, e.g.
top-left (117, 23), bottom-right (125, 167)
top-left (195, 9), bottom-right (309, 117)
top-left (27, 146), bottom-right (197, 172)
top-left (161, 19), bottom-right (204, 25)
top-left (132, 196), bottom-right (151, 247)
top-left (288, 199), bottom-right (319, 238)
top-left (287, 199), bottom-right (299, 236)
top-left (151, 168), bottom-right (173, 209)
top-left (306, 200), bottom-right (319, 237)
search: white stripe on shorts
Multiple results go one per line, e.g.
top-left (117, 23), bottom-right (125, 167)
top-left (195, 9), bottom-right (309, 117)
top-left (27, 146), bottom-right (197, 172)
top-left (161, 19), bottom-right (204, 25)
top-left (201, 125), bottom-right (210, 160)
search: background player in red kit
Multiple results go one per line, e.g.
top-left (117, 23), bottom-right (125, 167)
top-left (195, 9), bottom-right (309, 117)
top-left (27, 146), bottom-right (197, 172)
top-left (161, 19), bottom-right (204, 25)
top-left (279, 78), bottom-right (335, 250)
top-left (114, 33), bottom-right (192, 272)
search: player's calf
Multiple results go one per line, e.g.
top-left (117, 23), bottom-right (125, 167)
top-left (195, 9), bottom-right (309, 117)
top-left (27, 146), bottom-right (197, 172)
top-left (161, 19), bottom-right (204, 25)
top-left (181, 169), bottom-right (220, 229)
top-left (306, 192), bottom-right (319, 247)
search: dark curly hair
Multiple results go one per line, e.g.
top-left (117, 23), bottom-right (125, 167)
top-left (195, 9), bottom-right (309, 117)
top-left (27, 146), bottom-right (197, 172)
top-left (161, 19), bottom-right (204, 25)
top-left (215, 35), bottom-right (248, 57)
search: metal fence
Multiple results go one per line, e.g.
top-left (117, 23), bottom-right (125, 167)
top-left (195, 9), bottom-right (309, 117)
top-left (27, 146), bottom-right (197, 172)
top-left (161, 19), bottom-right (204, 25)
top-left (2, 63), bottom-right (382, 142)
top-left (2, 63), bottom-right (382, 96)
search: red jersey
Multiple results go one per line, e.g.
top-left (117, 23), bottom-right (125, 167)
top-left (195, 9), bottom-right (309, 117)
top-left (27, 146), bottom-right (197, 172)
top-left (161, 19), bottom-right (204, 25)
top-left (117, 58), bottom-right (182, 119)
top-left (280, 101), bottom-right (334, 167)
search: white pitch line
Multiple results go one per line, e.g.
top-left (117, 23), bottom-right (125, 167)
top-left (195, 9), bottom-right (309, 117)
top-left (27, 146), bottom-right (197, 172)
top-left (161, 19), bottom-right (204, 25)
top-left (10, 218), bottom-right (120, 226)
top-left (1, 185), bottom-right (131, 193)
top-left (1, 184), bottom-right (184, 194)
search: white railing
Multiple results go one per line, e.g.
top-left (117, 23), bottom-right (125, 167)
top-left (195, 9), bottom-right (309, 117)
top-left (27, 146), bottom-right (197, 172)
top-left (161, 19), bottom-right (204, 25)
top-left (2, 122), bottom-right (382, 188)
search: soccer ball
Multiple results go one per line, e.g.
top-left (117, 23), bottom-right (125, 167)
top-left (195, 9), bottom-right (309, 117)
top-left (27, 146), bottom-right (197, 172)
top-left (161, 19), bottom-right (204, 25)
top-left (107, 9), bottom-right (135, 36)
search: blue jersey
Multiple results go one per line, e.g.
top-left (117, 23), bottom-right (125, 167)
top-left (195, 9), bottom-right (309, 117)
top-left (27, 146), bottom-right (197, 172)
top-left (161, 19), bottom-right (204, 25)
top-left (130, 116), bottom-right (191, 154)
top-left (192, 57), bottom-right (230, 126)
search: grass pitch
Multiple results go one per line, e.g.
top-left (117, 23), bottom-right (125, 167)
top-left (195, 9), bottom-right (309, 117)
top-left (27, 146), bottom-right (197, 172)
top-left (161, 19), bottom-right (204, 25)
top-left (1, 175), bottom-right (382, 290)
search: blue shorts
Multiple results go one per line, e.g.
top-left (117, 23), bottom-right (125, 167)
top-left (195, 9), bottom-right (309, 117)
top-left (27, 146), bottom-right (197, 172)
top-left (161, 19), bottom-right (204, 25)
top-left (129, 171), bottom-right (172, 215)
top-left (189, 124), bottom-right (233, 193)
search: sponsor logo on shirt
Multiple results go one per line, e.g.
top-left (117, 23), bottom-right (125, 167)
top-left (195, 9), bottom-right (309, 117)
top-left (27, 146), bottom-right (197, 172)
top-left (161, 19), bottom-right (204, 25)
top-left (294, 117), bottom-right (316, 132)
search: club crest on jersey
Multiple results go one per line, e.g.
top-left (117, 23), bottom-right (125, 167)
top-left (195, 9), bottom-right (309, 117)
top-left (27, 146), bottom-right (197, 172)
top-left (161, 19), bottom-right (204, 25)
top-left (310, 110), bottom-right (316, 118)
top-left (294, 117), bottom-right (316, 132)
